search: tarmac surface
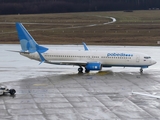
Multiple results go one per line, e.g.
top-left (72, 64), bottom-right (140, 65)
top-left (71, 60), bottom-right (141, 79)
top-left (0, 45), bottom-right (160, 120)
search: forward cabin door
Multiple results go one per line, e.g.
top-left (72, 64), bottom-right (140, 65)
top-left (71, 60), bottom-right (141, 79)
top-left (136, 55), bottom-right (140, 63)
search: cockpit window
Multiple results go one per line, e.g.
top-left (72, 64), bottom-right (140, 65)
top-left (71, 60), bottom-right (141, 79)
top-left (144, 56), bottom-right (151, 59)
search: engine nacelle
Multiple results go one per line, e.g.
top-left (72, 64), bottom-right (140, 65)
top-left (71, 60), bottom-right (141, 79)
top-left (85, 62), bottom-right (102, 71)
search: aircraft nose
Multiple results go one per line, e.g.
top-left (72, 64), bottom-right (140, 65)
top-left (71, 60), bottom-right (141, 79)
top-left (151, 59), bottom-right (157, 65)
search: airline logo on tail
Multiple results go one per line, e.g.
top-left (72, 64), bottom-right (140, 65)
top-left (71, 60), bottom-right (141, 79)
top-left (16, 22), bottom-right (48, 53)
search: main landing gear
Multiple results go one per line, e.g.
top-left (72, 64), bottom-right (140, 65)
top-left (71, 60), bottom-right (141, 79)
top-left (78, 67), bottom-right (83, 73)
top-left (78, 67), bottom-right (90, 73)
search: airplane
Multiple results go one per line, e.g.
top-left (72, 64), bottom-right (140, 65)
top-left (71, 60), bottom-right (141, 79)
top-left (15, 22), bottom-right (156, 73)
top-left (132, 91), bottom-right (160, 99)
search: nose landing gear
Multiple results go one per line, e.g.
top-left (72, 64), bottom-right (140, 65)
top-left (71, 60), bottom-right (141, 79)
top-left (140, 68), bottom-right (143, 73)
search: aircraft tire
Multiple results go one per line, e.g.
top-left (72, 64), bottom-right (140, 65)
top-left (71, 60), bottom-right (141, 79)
top-left (78, 67), bottom-right (83, 73)
top-left (85, 69), bottom-right (90, 73)
top-left (140, 68), bottom-right (143, 73)
top-left (9, 89), bottom-right (16, 95)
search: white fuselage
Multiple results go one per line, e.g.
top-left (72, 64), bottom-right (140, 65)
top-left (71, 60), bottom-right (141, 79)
top-left (15, 22), bottom-right (157, 72)
top-left (20, 49), bottom-right (156, 68)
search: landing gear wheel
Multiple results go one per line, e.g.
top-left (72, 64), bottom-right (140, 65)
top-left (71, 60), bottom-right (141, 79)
top-left (85, 69), bottom-right (90, 73)
top-left (140, 68), bottom-right (143, 73)
top-left (78, 67), bottom-right (83, 73)
top-left (9, 89), bottom-right (16, 95)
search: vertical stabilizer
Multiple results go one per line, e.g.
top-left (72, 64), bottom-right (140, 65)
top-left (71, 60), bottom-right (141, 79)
top-left (16, 22), bottom-right (48, 53)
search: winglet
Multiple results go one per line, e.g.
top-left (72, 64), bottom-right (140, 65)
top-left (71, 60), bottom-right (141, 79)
top-left (83, 42), bottom-right (89, 51)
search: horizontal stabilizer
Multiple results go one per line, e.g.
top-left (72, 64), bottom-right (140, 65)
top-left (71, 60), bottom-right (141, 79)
top-left (37, 51), bottom-right (46, 65)
top-left (132, 91), bottom-right (160, 99)
top-left (36, 45), bottom-right (48, 53)
top-left (6, 50), bottom-right (20, 53)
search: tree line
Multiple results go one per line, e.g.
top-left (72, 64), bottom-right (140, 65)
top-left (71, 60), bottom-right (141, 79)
top-left (0, 0), bottom-right (160, 15)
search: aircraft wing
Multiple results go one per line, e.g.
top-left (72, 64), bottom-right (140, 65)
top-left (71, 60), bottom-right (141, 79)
top-left (45, 60), bottom-right (88, 66)
top-left (132, 91), bottom-right (160, 99)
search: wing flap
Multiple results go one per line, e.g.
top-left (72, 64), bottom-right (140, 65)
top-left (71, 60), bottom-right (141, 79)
top-left (45, 60), bottom-right (87, 66)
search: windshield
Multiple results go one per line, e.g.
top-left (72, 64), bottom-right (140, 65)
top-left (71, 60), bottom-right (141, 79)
top-left (144, 56), bottom-right (151, 59)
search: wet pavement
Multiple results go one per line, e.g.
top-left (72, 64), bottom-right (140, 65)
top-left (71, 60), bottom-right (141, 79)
top-left (0, 44), bottom-right (160, 119)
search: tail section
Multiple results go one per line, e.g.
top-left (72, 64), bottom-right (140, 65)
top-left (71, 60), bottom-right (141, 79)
top-left (15, 22), bottom-right (48, 53)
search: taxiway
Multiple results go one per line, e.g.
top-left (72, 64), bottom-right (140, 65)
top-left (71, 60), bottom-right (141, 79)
top-left (0, 45), bottom-right (160, 119)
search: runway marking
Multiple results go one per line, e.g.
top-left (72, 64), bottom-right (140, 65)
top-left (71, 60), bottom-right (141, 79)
top-left (33, 84), bottom-right (47, 86)
top-left (0, 16), bottom-right (116, 34)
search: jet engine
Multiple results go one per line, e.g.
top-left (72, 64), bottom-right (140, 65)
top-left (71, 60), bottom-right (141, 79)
top-left (85, 62), bottom-right (102, 71)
